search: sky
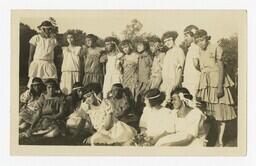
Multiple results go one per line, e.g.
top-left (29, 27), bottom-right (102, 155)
top-left (20, 10), bottom-right (244, 44)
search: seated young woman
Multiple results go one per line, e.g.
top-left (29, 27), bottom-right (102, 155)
top-left (21, 79), bottom-right (66, 138)
top-left (155, 87), bottom-right (208, 147)
top-left (66, 83), bottom-right (102, 136)
top-left (19, 77), bottom-right (45, 131)
top-left (80, 84), bottom-right (137, 146)
top-left (139, 88), bottom-right (173, 146)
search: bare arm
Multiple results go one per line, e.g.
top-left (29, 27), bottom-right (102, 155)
top-left (193, 58), bottom-right (201, 71)
top-left (157, 132), bottom-right (194, 146)
top-left (28, 44), bottom-right (36, 69)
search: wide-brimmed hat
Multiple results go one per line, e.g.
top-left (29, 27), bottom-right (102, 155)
top-left (37, 20), bottom-right (54, 29)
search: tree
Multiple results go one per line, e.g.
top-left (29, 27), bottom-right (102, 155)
top-left (122, 19), bottom-right (143, 40)
top-left (219, 34), bottom-right (238, 104)
top-left (19, 23), bottom-right (37, 83)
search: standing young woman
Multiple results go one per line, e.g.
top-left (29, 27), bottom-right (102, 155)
top-left (82, 34), bottom-right (104, 88)
top-left (148, 36), bottom-right (165, 89)
top-left (101, 37), bottom-right (123, 98)
top-left (119, 40), bottom-right (139, 101)
top-left (135, 37), bottom-right (153, 99)
top-left (160, 31), bottom-right (185, 105)
top-left (182, 25), bottom-right (201, 100)
top-left (194, 29), bottom-right (236, 146)
top-left (27, 20), bottom-right (58, 87)
top-left (60, 32), bottom-right (83, 95)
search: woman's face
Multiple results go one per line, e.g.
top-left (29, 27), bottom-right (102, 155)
top-left (184, 33), bottom-right (193, 46)
top-left (164, 37), bottom-right (174, 48)
top-left (105, 41), bottom-right (114, 52)
top-left (122, 44), bottom-right (131, 54)
top-left (171, 94), bottom-right (183, 109)
top-left (83, 92), bottom-right (96, 105)
top-left (67, 34), bottom-right (74, 45)
top-left (46, 84), bottom-right (56, 96)
top-left (149, 42), bottom-right (159, 54)
top-left (31, 84), bottom-right (42, 94)
top-left (86, 38), bottom-right (93, 47)
top-left (136, 43), bottom-right (145, 53)
top-left (42, 27), bottom-right (52, 37)
top-left (196, 37), bottom-right (208, 50)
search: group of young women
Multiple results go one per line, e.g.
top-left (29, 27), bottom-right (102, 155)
top-left (19, 20), bottom-right (237, 147)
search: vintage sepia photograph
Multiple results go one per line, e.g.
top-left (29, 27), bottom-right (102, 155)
top-left (11, 10), bottom-right (247, 155)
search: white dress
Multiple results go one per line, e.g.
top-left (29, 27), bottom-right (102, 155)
top-left (60, 46), bottom-right (82, 95)
top-left (28, 34), bottom-right (58, 87)
top-left (102, 52), bottom-right (123, 98)
top-left (87, 100), bottom-right (137, 145)
top-left (183, 43), bottom-right (201, 98)
top-left (155, 108), bottom-right (207, 147)
top-left (160, 45), bottom-right (185, 99)
top-left (139, 107), bottom-right (173, 138)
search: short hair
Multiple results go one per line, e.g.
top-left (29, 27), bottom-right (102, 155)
top-left (147, 35), bottom-right (161, 43)
top-left (145, 88), bottom-right (165, 107)
top-left (86, 34), bottom-right (98, 45)
top-left (44, 79), bottom-right (58, 89)
top-left (161, 31), bottom-right (179, 42)
top-left (184, 25), bottom-right (199, 37)
top-left (104, 36), bottom-right (120, 45)
top-left (83, 83), bottom-right (102, 95)
top-left (170, 87), bottom-right (193, 100)
top-left (119, 39), bottom-right (134, 52)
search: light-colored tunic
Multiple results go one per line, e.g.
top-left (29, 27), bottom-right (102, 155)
top-left (28, 34), bottom-right (58, 87)
top-left (155, 108), bottom-right (207, 147)
top-left (161, 45), bottom-right (185, 99)
top-left (139, 107), bottom-right (173, 138)
top-left (183, 43), bottom-right (201, 98)
top-left (60, 46), bottom-right (82, 95)
top-left (102, 52), bottom-right (123, 98)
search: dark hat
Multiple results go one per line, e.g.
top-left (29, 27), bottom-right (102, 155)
top-left (184, 25), bottom-right (199, 36)
top-left (161, 31), bottom-right (179, 42)
top-left (194, 29), bottom-right (211, 40)
top-left (31, 77), bottom-right (44, 85)
top-left (37, 20), bottom-right (54, 29)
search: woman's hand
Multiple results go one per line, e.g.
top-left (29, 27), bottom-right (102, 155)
top-left (217, 86), bottom-right (224, 98)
